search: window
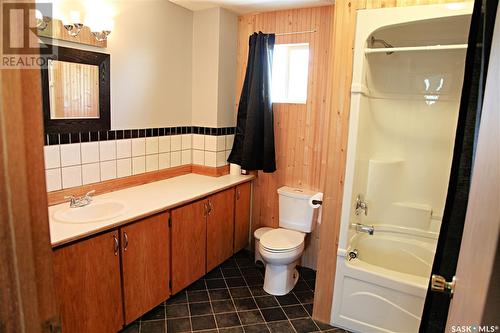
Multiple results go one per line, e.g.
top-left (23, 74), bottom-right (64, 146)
top-left (272, 43), bottom-right (310, 104)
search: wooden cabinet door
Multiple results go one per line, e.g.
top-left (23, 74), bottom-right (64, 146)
top-left (53, 230), bottom-right (123, 333)
top-left (121, 212), bottom-right (170, 324)
top-left (234, 182), bottom-right (251, 252)
top-left (171, 199), bottom-right (207, 294)
top-left (207, 188), bottom-right (235, 271)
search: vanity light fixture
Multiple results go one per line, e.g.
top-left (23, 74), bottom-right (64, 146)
top-left (63, 23), bottom-right (84, 37)
top-left (92, 30), bottom-right (111, 42)
top-left (35, 10), bottom-right (50, 31)
top-left (63, 11), bottom-right (84, 37)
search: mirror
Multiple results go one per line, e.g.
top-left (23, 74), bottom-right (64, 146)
top-left (48, 60), bottom-right (100, 120)
top-left (42, 45), bottom-right (110, 134)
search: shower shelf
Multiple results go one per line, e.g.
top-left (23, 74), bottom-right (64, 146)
top-left (365, 44), bottom-right (468, 54)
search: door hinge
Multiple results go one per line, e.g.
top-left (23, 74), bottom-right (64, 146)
top-left (168, 215), bottom-right (172, 227)
top-left (42, 316), bottom-right (62, 333)
top-left (431, 274), bottom-right (456, 297)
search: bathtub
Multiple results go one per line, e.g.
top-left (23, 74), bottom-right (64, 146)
top-left (331, 226), bottom-right (437, 333)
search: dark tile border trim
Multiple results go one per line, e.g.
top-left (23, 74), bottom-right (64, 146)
top-left (45, 126), bottom-right (236, 145)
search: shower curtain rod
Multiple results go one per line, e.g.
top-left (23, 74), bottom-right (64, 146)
top-left (276, 29), bottom-right (317, 36)
top-left (252, 29), bottom-right (317, 36)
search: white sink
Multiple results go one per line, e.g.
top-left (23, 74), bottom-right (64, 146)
top-left (53, 199), bottom-right (127, 224)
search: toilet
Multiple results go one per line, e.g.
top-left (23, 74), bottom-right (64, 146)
top-left (257, 186), bottom-right (319, 296)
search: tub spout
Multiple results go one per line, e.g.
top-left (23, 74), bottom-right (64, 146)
top-left (352, 223), bottom-right (374, 235)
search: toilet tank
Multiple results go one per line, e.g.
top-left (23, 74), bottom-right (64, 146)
top-left (278, 186), bottom-right (317, 233)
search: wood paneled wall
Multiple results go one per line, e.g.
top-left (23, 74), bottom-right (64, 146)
top-left (236, 6), bottom-right (334, 269)
top-left (312, 0), bottom-right (473, 324)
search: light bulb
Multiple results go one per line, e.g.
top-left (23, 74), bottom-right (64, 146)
top-left (35, 9), bottom-right (43, 20)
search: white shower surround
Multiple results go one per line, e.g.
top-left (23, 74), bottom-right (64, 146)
top-left (331, 3), bottom-right (473, 333)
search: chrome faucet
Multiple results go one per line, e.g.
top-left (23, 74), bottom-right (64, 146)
top-left (65, 190), bottom-right (95, 208)
top-left (352, 223), bottom-right (374, 235)
top-left (355, 194), bottom-right (368, 216)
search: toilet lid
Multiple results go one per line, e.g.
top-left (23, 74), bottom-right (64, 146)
top-left (259, 228), bottom-right (305, 252)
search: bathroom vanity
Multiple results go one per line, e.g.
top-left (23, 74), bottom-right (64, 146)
top-left (49, 173), bottom-right (253, 332)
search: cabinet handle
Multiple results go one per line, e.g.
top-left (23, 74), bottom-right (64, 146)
top-left (236, 188), bottom-right (241, 200)
top-left (113, 235), bottom-right (119, 256)
top-left (203, 202), bottom-right (208, 217)
top-left (208, 200), bottom-right (214, 215)
top-left (123, 232), bottom-right (129, 251)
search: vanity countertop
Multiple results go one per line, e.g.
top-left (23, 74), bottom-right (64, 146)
top-left (49, 173), bottom-right (254, 247)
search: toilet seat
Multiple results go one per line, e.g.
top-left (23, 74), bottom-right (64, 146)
top-left (259, 228), bottom-right (305, 253)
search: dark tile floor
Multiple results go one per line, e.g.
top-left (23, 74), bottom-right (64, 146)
top-left (121, 251), bottom-right (346, 333)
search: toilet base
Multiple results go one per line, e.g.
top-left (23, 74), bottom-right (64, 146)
top-left (263, 260), bottom-right (300, 296)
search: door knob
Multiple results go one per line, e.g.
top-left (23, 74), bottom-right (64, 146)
top-left (430, 274), bottom-right (456, 296)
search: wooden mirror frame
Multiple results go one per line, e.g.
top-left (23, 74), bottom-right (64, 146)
top-left (41, 45), bottom-right (110, 134)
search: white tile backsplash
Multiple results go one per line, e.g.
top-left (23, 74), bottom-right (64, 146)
top-left (192, 134), bottom-right (204, 150)
top-left (159, 136), bottom-right (171, 153)
top-left (159, 153), bottom-right (170, 170)
top-left (44, 145), bottom-right (60, 169)
top-left (181, 150), bottom-right (192, 165)
top-left (100, 160), bottom-right (117, 181)
top-left (170, 151), bottom-right (181, 167)
top-left (131, 138), bottom-right (146, 156)
top-left (132, 156), bottom-right (146, 175)
top-left (181, 134), bottom-right (192, 150)
top-left (61, 165), bottom-right (82, 188)
top-left (193, 149), bottom-right (204, 165)
top-left (226, 135), bottom-right (235, 150)
top-left (81, 142), bottom-right (99, 164)
top-left (146, 154), bottom-right (159, 172)
top-left (45, 168), bottom-right (62, 191)
top-left (44, 133), bottom-right (231, 192)
top-left (117, 158), bottom-right (132, 178)
top-left (216, 151), bottom-right (227, 167)
top-left (116, 139), bottom-right (132, 159)
top-left (205, 136), bottom-right (217, 152)
top-left (204, 151), bottom-right (217, 167)
top-left (216, 136), bottom-right (226, 152)
top-left (99, 141), bottom-right (116, 161)
top-left (146, 137), bottom-right (159, 155)
top-left (60, 143), bottom-right (81, 167)
top-left (82, 163), bottom-right (100, 185)
top-left (171, 136), bottom-right (181, 151)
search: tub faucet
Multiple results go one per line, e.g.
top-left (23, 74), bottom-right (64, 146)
top-left (355, 195), bottom-right (368, 216)
top-left (347, 249), bottom-right (358, 261)
top-left (352, 223), bottom-right (374, 235)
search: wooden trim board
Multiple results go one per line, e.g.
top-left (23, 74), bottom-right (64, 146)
top-left (47, 164), bottom-right (230, 206)
top-left (192, 164), bottom-right (230, 177)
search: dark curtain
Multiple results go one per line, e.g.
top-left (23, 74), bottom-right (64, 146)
top-left (228, 32), bottom-right (277, 173)
top-left (419, 0), bottom-right (497, 332)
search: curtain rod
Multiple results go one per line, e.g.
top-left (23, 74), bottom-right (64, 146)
top-left (252, 29), bottom-right (317, 36)
top-left (276, 29), bottom-right (317, 36)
